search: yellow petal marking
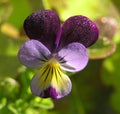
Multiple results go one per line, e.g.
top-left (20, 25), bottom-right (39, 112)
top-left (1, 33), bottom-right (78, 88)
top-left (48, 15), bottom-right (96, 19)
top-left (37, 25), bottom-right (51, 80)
top-left (32, 56), bottom-right (71, 98)
top-left (36, 58), bottom-right (63, 90)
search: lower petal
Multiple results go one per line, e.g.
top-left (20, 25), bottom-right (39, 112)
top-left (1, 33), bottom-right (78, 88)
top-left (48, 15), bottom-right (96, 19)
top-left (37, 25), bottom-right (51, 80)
top-left (30, 60), bottom-right (72, 99)
top-left (51, 69), bottom-right (72, 99)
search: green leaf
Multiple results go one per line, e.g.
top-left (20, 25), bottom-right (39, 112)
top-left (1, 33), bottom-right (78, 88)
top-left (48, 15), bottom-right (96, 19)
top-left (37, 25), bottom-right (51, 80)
top-left (88, 37), bottom-right (116, 59)
top-left (19, 68), bottom-right (35, 99)
top-left (0, 98), bottom-right (7, 109)
top-left (8, 99), bottom-right (28, 114)
top-left (30, 97), bottom-right (54, 109)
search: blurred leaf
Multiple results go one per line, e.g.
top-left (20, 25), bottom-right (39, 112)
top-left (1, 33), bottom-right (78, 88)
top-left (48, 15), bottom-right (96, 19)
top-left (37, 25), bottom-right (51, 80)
top-left (43, 0), bottom-right (109, 21)
top-left (0, 0), bottom-right (12, 24)
top-left (0, 33), bottom-right (23, 78)
top-left (102, 43), bottom-right (120, 113)
top-left (0, 106), bottom-right (12, 114)
top-left (0, 98), bottom-right (7, 109)
top-left (30, 97), bottom-right (54, 109)
top-left (25, 108), bottom-right (47, 114)
top-left (111, 90), bottom-right (120, 113)
top-left (19, 68), bottom-right (34, 99)
top-left (88, 37), bottom-right (116, 59)
top-left (0, 33), bottom-right (24, 56)
top-left (28, 0), bottom-right (44, 11)
top-left (0, 77), bottom-right (19, 100)
top-left (0, 55), bottom-right (21, 78)
top-left (1, 23), bottom-right (20, 38)
top-left (8, 99), bottom-right (28, 114)
top-left (111, 0), bottom-right (120, 12)
top-left (7, 0), bottom-right (32, 28)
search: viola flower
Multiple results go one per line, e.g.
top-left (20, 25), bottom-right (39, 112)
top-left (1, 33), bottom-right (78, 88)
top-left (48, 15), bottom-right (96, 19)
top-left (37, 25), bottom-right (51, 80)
top-left (18, 10), bottom-right (98, 99)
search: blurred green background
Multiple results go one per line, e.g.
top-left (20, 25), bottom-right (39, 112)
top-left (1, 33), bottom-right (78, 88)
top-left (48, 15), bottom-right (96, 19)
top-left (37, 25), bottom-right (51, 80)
top-left (0, 0), bottom-right (120, 114)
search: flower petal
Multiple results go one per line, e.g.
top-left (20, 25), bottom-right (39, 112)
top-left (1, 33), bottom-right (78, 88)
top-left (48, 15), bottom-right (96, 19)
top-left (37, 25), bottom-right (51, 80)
top-left (58, 16), bottom-right (99, 50)
top-left (50, 70), bottom-right (72, 99)
top-left (24, 10), bottom-right (60, 52)
top-left (18, 40), bottom-right (51, 68)
top-left (57, 42), bottom-right (88, 72)
top-left (30, 59), bottom-right (72, 99)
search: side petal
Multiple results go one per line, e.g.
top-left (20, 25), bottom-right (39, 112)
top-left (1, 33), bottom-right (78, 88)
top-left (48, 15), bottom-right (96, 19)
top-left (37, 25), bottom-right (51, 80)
top-left (30, 60), bottom-right (72, 99)
top-left (58, 16), bottom-right (99, 50)
top-left (24, 10), bottom-right (60, 52)
top-left (57, 42), bottom-right (88, 72)
top-left (18, 40), bottom-right (51, 68)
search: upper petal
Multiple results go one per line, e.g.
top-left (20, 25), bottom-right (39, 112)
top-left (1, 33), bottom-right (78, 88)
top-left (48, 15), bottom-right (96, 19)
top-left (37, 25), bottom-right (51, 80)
top-left (24, 10), bottom-right (60, 52)
top-left (56, 42), bottom-right (88, 72)
top-left (58, 16), bottom-right (99, 50)
top-left (18, 40), bottom-right (51, 68)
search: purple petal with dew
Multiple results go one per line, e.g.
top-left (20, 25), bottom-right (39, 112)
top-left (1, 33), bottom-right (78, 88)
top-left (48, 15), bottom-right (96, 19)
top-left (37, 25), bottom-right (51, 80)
top-left (56, 42), bottom-right (88, 72)
top-left (58, 16), bottom-right (99, 50)
top-left (24, 10), bottom-right (60, 52)
top-left (30, 60), bottom-right (72, 99)
top-left (18, 39), bottom-right (51, 68)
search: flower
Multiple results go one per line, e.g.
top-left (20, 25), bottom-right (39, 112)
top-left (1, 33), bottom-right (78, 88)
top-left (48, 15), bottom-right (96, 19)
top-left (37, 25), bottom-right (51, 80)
top-left (18, 10), bottom-right (98, 99)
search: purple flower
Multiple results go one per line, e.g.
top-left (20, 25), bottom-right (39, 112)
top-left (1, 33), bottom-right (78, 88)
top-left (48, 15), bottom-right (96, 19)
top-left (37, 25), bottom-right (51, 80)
top-left (18, 10), bottom-right (98, 99)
